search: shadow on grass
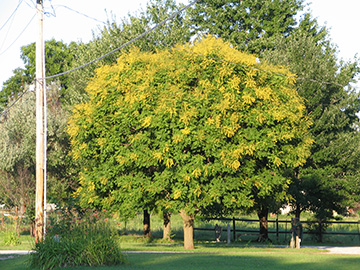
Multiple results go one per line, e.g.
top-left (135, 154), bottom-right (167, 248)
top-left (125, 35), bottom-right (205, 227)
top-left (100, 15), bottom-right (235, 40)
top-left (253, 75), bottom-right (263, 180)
top-left (122, 253), bottom-right (360, 270)
top-left (2, 250), bottom-right (360, 270)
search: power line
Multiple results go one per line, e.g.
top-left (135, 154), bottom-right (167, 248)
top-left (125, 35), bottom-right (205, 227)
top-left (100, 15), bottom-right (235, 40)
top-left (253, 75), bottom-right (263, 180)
top-left (0, 1), bottom-right (34, 53)
top-left (0, 86), bottom-right (33, 120)
top-left (24, 0), bottom-right (36, 9)
top-left (0, 14), bottom-right (36, 56)
top-left (0, 0), bottom-right (24, 33)
top-left (0, 4), bottom-right (18, 52)
top-left (53, 5), bottom-right (107, 24)
top-left (46, 0), bottom-right (200, 80)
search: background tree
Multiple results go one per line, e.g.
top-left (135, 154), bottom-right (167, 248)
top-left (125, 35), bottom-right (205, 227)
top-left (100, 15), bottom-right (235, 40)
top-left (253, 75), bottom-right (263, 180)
top-left (188, 0), bottom-right (304, 54)
top-left (261, 24), bottom-right (360, 221)
top-left (68, 36), bottom-right (313, 249)
top-left (0, 90), bottom-right (35, 234)
top-left (0, 68), bottom-right (28, 112)
top-left (0, 82), bottom-right (78, 234)
top-left (0, 39), bottom-right (75, 111)
top-left (20, 39), bottom-right (75, 88)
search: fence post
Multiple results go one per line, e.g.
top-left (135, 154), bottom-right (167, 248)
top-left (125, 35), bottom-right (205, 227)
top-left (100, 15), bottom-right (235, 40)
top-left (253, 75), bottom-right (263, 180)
top-left (276, 215), bottom-right (279, 241)
top-left (233, 217), bottom-right (236, 242)
top-left (227, 224), bottom-right (231, 244)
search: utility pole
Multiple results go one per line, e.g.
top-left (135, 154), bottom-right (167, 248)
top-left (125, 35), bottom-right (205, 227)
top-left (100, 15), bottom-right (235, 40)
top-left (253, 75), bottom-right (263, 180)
top-left (35, 0), bottom-right (46, 243)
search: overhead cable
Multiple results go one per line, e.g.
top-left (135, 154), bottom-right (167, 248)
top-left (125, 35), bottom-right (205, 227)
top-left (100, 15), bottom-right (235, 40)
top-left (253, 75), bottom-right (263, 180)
top-left (0, 4), bottom-right (18, 52)
top-left (0, 0), bottom-right (24, 33)
top-left (0, 85), bottom-right (33, 119)
top-left (53, 5), bottom-right (107, 24)
top-left (24, 0), bottom-right (36, 9)
top-left (0, 14), bottom-right (36, 56)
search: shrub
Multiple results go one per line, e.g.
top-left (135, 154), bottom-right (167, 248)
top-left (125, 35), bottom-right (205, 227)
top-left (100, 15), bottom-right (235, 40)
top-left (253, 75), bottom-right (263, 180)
top-left (29, 208), bottom-right (126, 269)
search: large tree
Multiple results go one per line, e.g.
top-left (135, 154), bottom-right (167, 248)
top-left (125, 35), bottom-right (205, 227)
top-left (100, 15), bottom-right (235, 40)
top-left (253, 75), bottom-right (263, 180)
top-left (68, 36), bottom-right (313, 249)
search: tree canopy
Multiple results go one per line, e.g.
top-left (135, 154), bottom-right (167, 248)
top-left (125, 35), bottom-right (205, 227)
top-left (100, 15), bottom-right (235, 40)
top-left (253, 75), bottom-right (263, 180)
top-left (68, 36), bottom-right (313, 248)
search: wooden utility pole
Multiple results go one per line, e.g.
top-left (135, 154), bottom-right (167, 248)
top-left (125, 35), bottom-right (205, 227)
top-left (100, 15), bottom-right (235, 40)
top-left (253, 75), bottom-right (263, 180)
top-left (35, 0), bottom-right (46, 243)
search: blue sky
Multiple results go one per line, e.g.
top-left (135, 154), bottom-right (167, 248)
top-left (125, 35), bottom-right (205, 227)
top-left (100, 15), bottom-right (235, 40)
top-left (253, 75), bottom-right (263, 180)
top-left (0, 0), bottom-right (359, 90)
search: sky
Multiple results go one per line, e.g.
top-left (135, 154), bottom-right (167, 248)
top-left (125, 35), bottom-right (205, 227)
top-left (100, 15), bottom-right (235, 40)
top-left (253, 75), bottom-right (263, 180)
top-left (0, 0), bottom-right (360, 90)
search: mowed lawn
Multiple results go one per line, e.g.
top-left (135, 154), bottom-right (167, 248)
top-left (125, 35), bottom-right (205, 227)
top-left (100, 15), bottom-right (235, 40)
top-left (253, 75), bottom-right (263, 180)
top-left (1, 248), bottom-right (360, 270)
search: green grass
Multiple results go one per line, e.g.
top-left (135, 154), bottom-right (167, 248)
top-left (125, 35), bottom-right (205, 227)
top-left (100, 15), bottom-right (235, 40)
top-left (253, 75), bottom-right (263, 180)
top-left (2, 212), bottom-right (360, 270)
top-left (2, 212), bottom-right (360, 269)
top-left (1, 248), bottom-right (360, 270)
top-left (0, 255), bottom-right (30, 270)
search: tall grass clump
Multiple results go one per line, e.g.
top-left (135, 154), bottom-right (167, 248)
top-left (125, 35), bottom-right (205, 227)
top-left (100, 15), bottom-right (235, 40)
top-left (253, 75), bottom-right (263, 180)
top-left (3, 231), bottom-right (21, 246)
top-left (29, 208), bottom-right (126, 269)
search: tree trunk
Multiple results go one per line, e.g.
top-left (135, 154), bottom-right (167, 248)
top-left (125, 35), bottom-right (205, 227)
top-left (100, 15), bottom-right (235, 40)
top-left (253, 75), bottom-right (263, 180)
top-left (295, 203), bottom-right (301, 219)
top-left (257, 206), bottom-right (271, 242)
top-left (14, 206), bottom-right (20, 236)
top-left (20, 197), bottom-right (26, 216)
top-left (179, 209), bottom-right (194, 249)
top-left (18, 198), bottom-right (26, 237)
top-left (143, 210), bottom-right (151, 238)
top-left (294, 169), bottom-right (302, 220)
top-left (163, 212), bottom-right (171, 240)
top-left (30, 219), bottom-right (35, 237)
